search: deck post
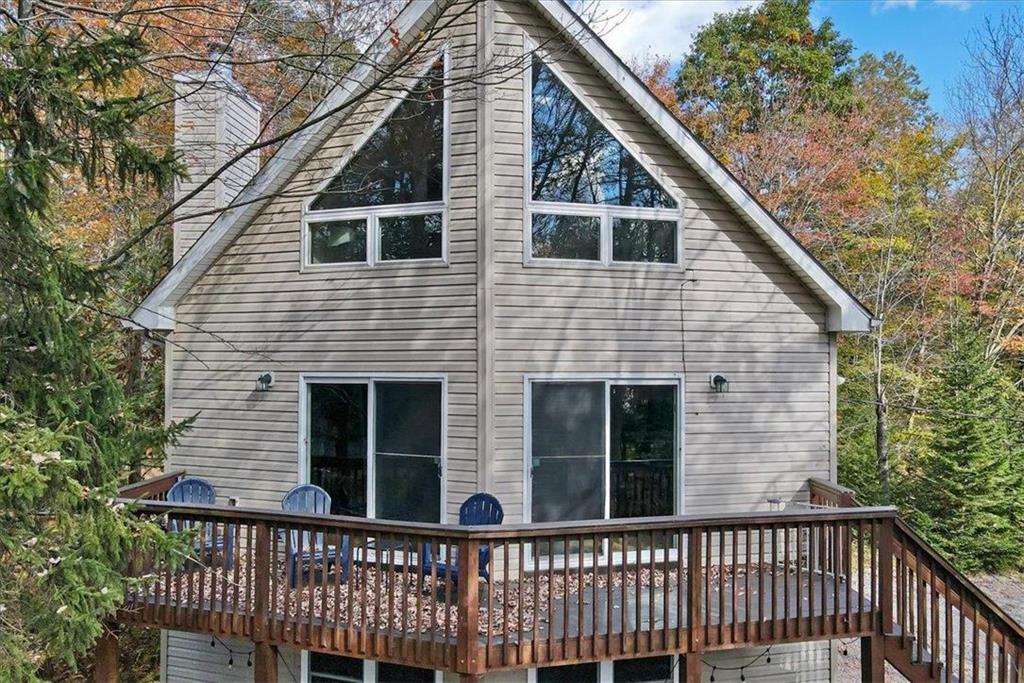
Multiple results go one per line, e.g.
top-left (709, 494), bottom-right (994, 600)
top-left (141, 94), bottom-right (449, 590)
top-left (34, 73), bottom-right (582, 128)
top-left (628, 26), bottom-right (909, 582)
top-left (687, 527), bottom-right (704, 682)
top-left (878, 516), bottom-right (894, 635)
top-left (253, 642), bottom-right (278, 682)
top-left (253, 521), bottom-right (271, 643)
top-left (683, 653), bottom-right (703, 683)
top-left (93, 624), bottom-right (119, 682)
top-left (456, 537), bottom-right (481, 676)
top-left (861, 634), bottom-right (885, 681)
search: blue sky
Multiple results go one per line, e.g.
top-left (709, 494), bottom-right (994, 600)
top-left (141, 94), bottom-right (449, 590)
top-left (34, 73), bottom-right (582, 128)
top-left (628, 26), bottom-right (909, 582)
top-left (599, 0), bottom-right (1021, 117)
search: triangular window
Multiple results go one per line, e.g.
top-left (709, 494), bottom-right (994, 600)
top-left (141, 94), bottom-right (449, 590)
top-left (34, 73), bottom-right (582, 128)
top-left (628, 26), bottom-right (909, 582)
top-left (531, 59), bottom-right (676, 209)
top-left (529, 58), bottom-right (680, 265)
top-left (306, 59), bottom-right (446, 266)
top-left (311, 62), bottom-right (444, 211)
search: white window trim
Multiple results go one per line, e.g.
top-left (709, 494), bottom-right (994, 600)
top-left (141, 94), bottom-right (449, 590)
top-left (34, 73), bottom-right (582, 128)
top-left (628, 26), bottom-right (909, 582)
top-left (526, 655), bottom-right (681, 683)
top-left (297, 372), bottom-right (448, 524)
top-left (301, 50), bottom-right (451, 271)
top-left (523, 46), bottom-right (685, 269)
top-left (301, 652), bottom-right (443, 683)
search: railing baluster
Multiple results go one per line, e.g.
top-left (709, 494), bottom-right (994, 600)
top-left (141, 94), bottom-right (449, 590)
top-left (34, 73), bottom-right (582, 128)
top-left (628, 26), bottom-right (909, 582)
top-left (796, 522), bottom-right (804, 639)
top-left (718, 527), bottom-right (725, 646)
top-left (504, 538), bottom-right (511, 665)
top-left (578, 533), bottom-right (585, 658)
top-left (519, 538), bottom-right (527, 666)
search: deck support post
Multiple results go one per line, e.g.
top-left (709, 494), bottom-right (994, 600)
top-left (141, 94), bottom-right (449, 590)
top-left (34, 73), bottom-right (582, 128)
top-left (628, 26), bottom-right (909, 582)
top-left (686, 528), bottom-right (704, 683)
top-left (456, 538), bottom-right (481, 677)
top-left (253, 642), bottom-right (278, 683)
top-left (861, 634), bottom-right (885, 682)
top-left (683, 653), bottom-right (703, 683)
top-left (93, 624), bottom-right (119, 682)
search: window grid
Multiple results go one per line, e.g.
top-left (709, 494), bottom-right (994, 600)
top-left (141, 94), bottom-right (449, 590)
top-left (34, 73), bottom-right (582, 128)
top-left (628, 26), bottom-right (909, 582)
top-left (305, 202), bottom-right (447, 267)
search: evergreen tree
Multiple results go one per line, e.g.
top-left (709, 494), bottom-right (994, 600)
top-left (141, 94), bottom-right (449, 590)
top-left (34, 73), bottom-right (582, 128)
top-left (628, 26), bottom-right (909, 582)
top-left (0, 6), bottom-right (184, 679)
top-left (906, 318), bottom-right (1024, 572)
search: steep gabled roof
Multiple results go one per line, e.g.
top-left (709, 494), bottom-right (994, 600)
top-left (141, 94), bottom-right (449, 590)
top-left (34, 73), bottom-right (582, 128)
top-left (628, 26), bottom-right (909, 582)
top-left (130, 0), bottom-right (876, 333)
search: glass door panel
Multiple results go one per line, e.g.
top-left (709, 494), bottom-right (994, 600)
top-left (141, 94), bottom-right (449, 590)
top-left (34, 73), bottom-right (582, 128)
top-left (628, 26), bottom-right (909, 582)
top-left (374, 381), bottom-right (442, 523)
top-left (609, 384), bottom-right (676, 519)
top-left (308, 383), bottom-right (368, 516)
top-left (530, 381), bottom-right (606, 523)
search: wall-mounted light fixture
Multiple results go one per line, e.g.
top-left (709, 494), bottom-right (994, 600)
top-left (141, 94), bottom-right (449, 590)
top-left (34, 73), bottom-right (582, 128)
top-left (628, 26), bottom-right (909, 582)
top-left (709, 373), bottom-right (729, 393)
top-left (255, 371), bottom-right (274, 392)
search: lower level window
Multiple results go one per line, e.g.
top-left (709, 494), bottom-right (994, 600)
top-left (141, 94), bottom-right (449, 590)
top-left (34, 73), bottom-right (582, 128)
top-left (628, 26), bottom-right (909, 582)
top-left (536, 656), bottom-right (676, 682)
top-left (309, 653), bottom-right (437, 682)
top-left (529, 379), bottom-right (678, 524)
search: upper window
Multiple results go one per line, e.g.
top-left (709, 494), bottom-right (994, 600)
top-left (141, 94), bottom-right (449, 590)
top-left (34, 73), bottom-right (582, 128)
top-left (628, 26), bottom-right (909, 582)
top-left (305, 59), bottom-right (446, 266)
top-left (528, 58), bottom-right (681, 265)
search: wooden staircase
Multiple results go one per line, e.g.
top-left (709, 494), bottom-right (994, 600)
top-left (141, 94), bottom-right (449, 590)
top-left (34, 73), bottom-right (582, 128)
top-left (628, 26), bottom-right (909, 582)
top-left (810, 479), bottom-right (1023, 682)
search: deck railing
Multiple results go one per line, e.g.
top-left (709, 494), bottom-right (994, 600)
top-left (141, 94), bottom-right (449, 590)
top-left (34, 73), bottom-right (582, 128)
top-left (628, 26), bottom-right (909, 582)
top-left (117, 497), bottom-right (895, 677)
top-left (806, 476), bottom-right (1024, 682)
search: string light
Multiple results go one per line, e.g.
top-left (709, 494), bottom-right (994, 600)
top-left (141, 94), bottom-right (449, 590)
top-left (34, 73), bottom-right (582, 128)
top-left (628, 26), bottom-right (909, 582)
top-left (209, 635), bottom-right (254, 670)
top-left (702, 646), bottom-right (774, 681)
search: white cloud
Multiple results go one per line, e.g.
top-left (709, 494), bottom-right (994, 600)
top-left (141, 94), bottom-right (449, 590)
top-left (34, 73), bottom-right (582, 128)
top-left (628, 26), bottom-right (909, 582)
top-left (872, 0), bottom-right (918, 11)
top-left (872, 0), bottom-right (972, 12)
top-left (592, 0), bottom-right (760, 63)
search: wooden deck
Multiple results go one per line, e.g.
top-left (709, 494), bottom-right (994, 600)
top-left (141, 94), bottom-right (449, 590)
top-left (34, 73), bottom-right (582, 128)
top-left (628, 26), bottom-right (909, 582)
top-left (108, 476), bottom-right (1024, 682)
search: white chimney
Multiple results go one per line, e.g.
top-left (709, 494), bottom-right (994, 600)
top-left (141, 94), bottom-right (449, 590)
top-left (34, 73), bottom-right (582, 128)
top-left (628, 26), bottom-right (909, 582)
top-left (172, 44), bottom-right (261, 262)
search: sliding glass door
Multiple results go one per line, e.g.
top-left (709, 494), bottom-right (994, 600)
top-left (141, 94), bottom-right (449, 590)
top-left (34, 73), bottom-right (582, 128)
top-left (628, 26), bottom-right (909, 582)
top-left (529, 378), bottom-right (679, 525)
top-left (306, 378), bottom-right (443, 523)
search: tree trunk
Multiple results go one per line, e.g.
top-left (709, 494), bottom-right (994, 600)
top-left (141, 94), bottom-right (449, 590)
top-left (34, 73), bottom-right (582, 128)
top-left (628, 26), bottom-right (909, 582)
top-left (125, 331), bottom-right (144, 484)
top-left (873, 331), bottom-right (891, 503)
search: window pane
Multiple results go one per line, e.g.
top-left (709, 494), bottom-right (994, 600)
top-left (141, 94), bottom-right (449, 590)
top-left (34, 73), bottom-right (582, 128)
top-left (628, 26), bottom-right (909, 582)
top-left (375, 453), bottom-right (441, 523)
top-left (612, 218), bottom-right (677, 263)
top-left (310, 219), bottom-right (367, 264)
top-left (531, 382), bottom-right (605, 523)
top-left (377, 662), bottom-right (435, 682)
top-left (309, 384), bottom-right (368, 517)
top-left (310, 653), bottom-right (363, 682)
top-left (532, 213), bottom-right (600, 260)
top-left (531, 59), bottom-right (676, 209)
top-left (311, 63), bottom-right (444, 210)
top-left (538, 662), bottom-right (599, 683)
top-left (531, 382), bottom-right (604, 457)
top-left (614, 656), bottom-right (674, 682)
top-left (380, 213), bottom-right (443, 261)
top-left (610, 384), bottom-right (676, 519)
top-left (375, 382), bottom-right (441, 456)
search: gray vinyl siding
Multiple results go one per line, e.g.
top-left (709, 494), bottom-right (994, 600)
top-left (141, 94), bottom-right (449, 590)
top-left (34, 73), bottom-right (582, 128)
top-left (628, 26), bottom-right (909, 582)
top-left (165, 0), bottom-right (479, 514)
top-left (162, 2), bottom-right (478, 676)
top-left (164, 632), bottom-right (300, 682)
top-left (488, 0), bottom-right (834, 522)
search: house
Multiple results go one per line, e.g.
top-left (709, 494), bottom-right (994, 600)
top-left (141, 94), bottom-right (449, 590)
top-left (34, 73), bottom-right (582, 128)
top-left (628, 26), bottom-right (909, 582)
top-left (114, 1), bottom-right (1023, 682)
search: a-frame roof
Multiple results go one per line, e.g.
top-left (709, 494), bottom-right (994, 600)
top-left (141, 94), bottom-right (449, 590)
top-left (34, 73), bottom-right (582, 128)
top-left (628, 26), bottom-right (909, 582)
top-left (129, 0), bottom-right (875, 333)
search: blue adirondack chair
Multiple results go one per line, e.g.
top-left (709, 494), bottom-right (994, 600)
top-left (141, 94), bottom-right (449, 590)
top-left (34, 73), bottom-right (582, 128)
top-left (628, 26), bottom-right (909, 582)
top-left (281, 484), bottom-right (350, 588)
top-left (422, 493), bottom-right (504, 585)
top-left (166, 477), bottom-right (235, 570)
